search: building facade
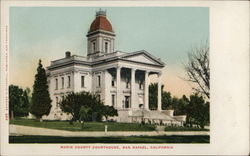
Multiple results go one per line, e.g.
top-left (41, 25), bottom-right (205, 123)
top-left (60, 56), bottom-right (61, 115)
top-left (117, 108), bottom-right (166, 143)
top-left (44, 10), bottom-right (186, 125)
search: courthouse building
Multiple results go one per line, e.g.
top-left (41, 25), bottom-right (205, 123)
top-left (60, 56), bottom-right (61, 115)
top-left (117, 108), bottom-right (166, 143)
top-left (44, 10), bottom-right (186, 125)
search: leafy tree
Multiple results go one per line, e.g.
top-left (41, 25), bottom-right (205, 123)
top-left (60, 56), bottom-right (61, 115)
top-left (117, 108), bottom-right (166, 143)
top-left (186, 94), bottom-right (209, 128)
top-left (162, 91), bottom-right (172, 110)
top-left (79, 106), bottom-right (90, 129)
top-left (184, 42), bottom-right (210, 99)
top-left (149, 83), bottom-right (158, 110)
top-left (9, 85), bottom-right (30, 119)
top-left (30, 59), bottom-right (52, 120)
top-left (149, 83), bottom-right (165, 110)
top-left (102, 105), bottom-right (118, 120)
top-left (59, 91), bottom-right (112, 122)
top-left (149, 83), bottom-right (172, 110)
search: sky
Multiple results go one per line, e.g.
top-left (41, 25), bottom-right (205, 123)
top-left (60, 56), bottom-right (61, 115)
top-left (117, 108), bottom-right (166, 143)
top-left (10, 7), bottom-right (209, 97)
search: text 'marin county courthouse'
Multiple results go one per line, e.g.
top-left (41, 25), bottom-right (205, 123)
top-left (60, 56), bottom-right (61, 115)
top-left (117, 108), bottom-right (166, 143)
top-left (44, 10), bottom-right (186, 125)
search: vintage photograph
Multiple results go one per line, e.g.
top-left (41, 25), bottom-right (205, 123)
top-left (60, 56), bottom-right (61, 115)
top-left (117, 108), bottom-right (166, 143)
top-left (8, 6), bottom-right (210, 144)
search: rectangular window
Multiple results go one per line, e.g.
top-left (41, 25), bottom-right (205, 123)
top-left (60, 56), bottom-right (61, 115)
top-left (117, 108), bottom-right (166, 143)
top-left (93, 42), bottom-right (96, 52)
top-left (56, 97), bottom-right (59, 107)
top-left (139, 80), bottom-right (143, 90)
top-left (112, 95), bottom-right (115, 106)
top-left (105, 42), bottom-right (108, 53)
top-left (55, 78), bottom-right (58, 90)
top-left (61, 77), bottom-right (64, 89)
top-left (126, 77), bottom-right (129, 89)
top-left (111, 76), bottom-right (115, 87)
top-left (81, 76), bottom-right (85, 87)
top-left (68, 76), bottom-right (71, 88)
top-left (97, 94), bottom-right (101, 101)
top-left (98, 75), bottom-right (101, 87)
top-left (125, 96), bottom-right (130, 108)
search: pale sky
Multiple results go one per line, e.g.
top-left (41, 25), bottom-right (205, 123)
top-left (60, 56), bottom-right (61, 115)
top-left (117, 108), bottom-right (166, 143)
top-left (10, 7), bottom-right (209, 97)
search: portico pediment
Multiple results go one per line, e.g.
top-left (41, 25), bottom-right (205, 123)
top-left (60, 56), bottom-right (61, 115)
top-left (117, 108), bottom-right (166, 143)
top-left (120, 50), bottom-right (165, 67)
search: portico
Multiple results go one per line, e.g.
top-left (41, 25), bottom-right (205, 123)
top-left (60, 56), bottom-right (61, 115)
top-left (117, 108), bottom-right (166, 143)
top-left (112, 66), bottom-right (162, 111)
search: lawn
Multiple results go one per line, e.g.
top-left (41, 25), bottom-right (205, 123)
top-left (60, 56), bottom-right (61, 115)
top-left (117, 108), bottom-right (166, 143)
top-left (10, 118), bottom-right (209, 132)
top-left (165, 126), bottom-right (209, 131)
top-left (10, 118), bottom-right (156, 131)
top-left (9, 135), bottom-right (210, 143)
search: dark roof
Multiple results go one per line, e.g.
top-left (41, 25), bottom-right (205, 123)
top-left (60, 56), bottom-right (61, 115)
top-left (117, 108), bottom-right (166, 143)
top-left (89, 15), bottom-right (113, 32)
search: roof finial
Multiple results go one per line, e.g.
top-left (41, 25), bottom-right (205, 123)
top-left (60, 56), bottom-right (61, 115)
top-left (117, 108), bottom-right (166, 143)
top-left (96, 8), bottom-right (106, 17)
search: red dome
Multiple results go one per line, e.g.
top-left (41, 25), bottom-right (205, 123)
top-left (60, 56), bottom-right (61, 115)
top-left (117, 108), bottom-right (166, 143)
top-left (89, 15), bottom-right (113, 32)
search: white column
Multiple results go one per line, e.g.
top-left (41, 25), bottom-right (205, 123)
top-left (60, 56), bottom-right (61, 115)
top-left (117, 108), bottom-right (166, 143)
top-left (104, 69), bottom-right (109, 106)
top-left (144, 71), bottom-right (149, 110)
top-left (157, 72), bottom-right (162, 111)
top-left (131, 68), bottom-right (136, 109)
top-left (116, 66), bottom-right (121, 109)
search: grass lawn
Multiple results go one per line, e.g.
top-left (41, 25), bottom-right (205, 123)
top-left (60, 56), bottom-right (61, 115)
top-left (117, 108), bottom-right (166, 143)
top-left (9, 135), bottom-right (209, 143)
top-left (165, 126), bottom-right (209, 131)
top-left (10, 118), bottom-right (156, 131)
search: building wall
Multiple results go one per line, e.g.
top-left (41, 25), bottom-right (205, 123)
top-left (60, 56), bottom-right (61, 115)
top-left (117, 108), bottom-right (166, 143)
top-left (44, 60), bottom-right (164, 122)
top-left (87, 33), bottom-right (115, 55)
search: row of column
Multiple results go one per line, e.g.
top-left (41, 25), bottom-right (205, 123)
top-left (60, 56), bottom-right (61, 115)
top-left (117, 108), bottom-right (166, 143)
top-left (116, 67), bottom-right (162, 111)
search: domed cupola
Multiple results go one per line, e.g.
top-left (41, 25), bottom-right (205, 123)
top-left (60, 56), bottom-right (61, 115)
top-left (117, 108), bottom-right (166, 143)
top-left (89, 10), bottom-right (113, 33)
top-left (87, 10), bottom-right (115, 57)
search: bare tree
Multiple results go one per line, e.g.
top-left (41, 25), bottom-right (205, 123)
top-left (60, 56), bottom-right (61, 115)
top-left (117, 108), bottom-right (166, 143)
top-left (184, 42), bottom-right (210, 99)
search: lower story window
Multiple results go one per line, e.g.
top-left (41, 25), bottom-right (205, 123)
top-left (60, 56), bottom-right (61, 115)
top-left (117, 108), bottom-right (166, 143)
top-left (56, 97), bottom-right (59, 108)
top-left (112, 94), bottom-right (115, 106)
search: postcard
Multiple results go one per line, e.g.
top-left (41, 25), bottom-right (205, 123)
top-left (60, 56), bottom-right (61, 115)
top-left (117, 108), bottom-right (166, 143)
top-left (1, 0), bottom-right (249, 155)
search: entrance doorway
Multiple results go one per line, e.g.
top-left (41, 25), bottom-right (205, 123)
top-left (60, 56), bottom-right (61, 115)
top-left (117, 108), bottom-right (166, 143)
top-left (125, 96), bottom-right (130, 108)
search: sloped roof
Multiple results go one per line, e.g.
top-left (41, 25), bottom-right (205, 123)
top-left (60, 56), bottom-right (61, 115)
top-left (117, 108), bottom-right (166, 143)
top-left (89, 15), bottom-right (113, 33)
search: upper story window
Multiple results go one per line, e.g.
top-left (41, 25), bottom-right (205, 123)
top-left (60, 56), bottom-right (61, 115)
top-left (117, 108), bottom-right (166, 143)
top-left (81, 76), bottom-right (85, 88)
top-left (68, 76), bottom-right (71, 88)
top-left (105, 42), bottom-right (108, 53)
top-left (111, 76), bottom-right (115, 87)
top-left (55, 78), bottom-right (58, 90)
top-left (98, 75), bottom-right (101, 87)
top-left (61, 77), bottom-right (64, 89)
top-left (92, 42), bottom-right (96, 52)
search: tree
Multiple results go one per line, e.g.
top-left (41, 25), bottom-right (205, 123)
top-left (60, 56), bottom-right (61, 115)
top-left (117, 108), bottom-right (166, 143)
top-left (186, 94), bottom-right (209, 128)
top-left (149, 83), bottom-right (158, 110)
top-left (149, 83), bottom-right (166, 110)
top-left (59, 91), bottom-right (110, 122)
top-left (30, 59), bottom-right (52, 120)
top-left (162, 91), bottom-right (172, 110)
top-left (79, 106), bottom-right (90, 129)
top-left (9, 85), bottom-right (30, 119)
top-left (184, 42), bottom-right (210, 99)
top-left (102, 105), bottom-right (118, 121)
top-left (149, 83), bottom-right (172, 110)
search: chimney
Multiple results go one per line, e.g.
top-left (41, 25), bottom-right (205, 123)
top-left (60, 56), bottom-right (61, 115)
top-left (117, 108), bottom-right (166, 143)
top-left (65, 51), bottom-right (71, 58)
